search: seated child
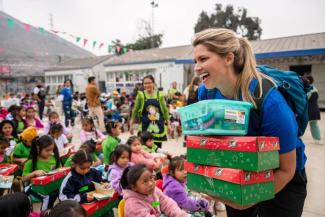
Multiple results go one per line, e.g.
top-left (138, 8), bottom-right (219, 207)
top-left (102, 120), bottom-right (122, 165)
top-left (64, 140), bottom-right (101, 167)
top-left (59, 150), bottom-right (109, 203)
top-left (163, 156), bottom-right (211, 215)
top-left (40, 200), bottom-right (86, 217)
top-left (43, 111), bottom-right (72, 140)
top-left (24, 106), bottom-right (44, 130)
top-left (80, 116), bottom-right (105, 144)
top-left (127, 136), bottom-right (161, 171)
top-left (22, 135), bottom-right (61, 211)
top-left (49, 123), bottom-right (69, 153)
top-left (121, 164), bottom-right (188, 217)
top-left (140, 131), bottom-right (169, 158)
top-left (12, 127), bottom-right (38, 167)
top-left (0, 136), bottom-right (10, 163)
top-left (0, 120), bottom-right (19, 158)
top-left (107, 145), bottom-right (132, 196)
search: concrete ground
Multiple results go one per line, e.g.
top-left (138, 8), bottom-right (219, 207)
top-left (34, 112), bottom-right (325, 216)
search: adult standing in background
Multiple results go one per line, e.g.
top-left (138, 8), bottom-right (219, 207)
top-left (305, 75), bottom-right (323, 145)
top-left (60, 79), bottom-right (75, 127)
top-left (130, 75), bottom-right (169, 148)
top-left (33, 80), bottom-right (46, 120)
top-left (183, 76), bottom-right (201, 105)
top-left (86, 76), bottom-right (105, 132)
top-left (167, 81), bottom-right (180, 103)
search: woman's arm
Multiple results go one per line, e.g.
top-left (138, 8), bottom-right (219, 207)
top-left (274, 149), bottom-right (296, 193)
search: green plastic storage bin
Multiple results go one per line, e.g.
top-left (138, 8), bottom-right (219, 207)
top-left (179, 99), bottom-right (253, 135)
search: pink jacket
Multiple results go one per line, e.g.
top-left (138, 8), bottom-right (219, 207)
top-left (123, 188), bottom-right (188, 217)
top-left (80, 129), bottom-right (105, 143)
top-left (131, 150), bottom-right (158, 170)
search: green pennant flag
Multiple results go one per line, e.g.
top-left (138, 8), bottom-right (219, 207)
top-left (122, 47), bottom-right (128, 54)
top-left (76, 37), bottom-right (81, 43)
top-left (108, 45), bottom-right (113, 53)
top-left (7, 18), bottom-right (14, 29)
top-left (38, 27), bottom-right (45, 33)
top-left (92, 41), bottom-right (97, 49)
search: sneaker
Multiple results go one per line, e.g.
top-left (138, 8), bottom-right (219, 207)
top-left (214, 202), bottom-right (226, 212)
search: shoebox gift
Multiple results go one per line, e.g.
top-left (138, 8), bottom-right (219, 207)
top-left (31, 167), bottom-right (70, 195)
top-left (81, 193), bottom-right (119, 217)
top-left (187, 136), bottom-right (279, 172)
top-left (179, 99), bottom-right (252, 136)
top-left (185, 162), bottom-right (275, 205)
top-left (0, 164), bottom-right (19, 176)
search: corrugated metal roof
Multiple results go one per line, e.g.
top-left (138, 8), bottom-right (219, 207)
top-left (104, 45), bottom-right (192, 66)
top-left (177, 32), bottom-right (325, 61)
top-left (251, 32), bottom-right (325, 53)
top-left (44, 55), bottom-right (114, 71)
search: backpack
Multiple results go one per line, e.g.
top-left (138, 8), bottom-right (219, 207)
top-left (255, 65), bottom-right (311, 136)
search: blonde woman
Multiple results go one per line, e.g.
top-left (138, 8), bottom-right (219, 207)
top-left (193, 28), bottom-right (307, 217)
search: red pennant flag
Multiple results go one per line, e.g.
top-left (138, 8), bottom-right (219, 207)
top-left (115, 46), bottom-right (121, 54)
top-left (99, 43), bottom-right (104, 49)
top-left (24, 23), bottom-right (31, 32)
top-left (83, 39), bottom-right (88, 47)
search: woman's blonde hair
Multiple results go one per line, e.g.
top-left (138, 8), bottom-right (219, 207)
top-left (192, 28), bottom-right (274, 108)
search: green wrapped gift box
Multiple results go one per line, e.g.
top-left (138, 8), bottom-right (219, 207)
top-left (185, 162), bottom-right (275, 205)
top-left (187, 136), bottom-right (279, 172)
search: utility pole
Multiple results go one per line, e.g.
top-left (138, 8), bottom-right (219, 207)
top-left (49, 12), bottom-right (54, 30)
top-left (150, 1), bottom-right (158, 36)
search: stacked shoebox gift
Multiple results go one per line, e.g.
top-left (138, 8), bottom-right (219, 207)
top-left (179, 99), bottom-right (280, 205)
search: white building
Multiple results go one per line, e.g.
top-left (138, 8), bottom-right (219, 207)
top-left (44, 55), bottom-right (113, 94)
top-left (103, 45), bottom-right (194, 94)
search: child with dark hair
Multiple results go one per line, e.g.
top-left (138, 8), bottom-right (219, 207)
top-left (120, 164), bottom-right (188, 217)
top-left (80, 116), bottom-right (105, 144)
top-left (12, 106), bottom-right (26, 134)
top-left (102, 120), bottom-right (122, 165)
top-left (0, 136), bottom-right (10, 163)
top-left (0, 120), bottom-right (19, 157)
top-left (0, 192), bottom-right (33, 217)
top-left (64, 140), bottom-right (101, 167)
top-left (140, 131), bottom-right (170, 158)
top-left (49, 123), bottom-right (69, 153)
top-left (22, 135), bottom-right (61, 210)
top-left (163, 156), bottom-right (213, 216)
top-left (127, 136), bottom-right (161, 171)
top-left (41, 200), bottom-right (86, 217)
top-left (12, 127), bottom-right (38, 167)
top-left (59, 150), bottom-right (108, 203)
top-left (25, 106), bottom-right (44, 130)
top-left (107, 145), bottom-right (132, 195)
top-left (43, 111), bottom-right (72, 140)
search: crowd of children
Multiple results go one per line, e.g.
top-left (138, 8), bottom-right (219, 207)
top-left (0, 85), bottom-right (227, 217)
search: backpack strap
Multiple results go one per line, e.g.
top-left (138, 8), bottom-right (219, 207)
top-left (250, 79), bottom-right (275, 134)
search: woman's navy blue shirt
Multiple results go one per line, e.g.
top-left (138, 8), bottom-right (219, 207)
top-left (197, 81), bottom-right (306, 171)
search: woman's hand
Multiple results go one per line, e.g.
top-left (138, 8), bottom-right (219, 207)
top-left (207, 195), bottom-right (255, 210)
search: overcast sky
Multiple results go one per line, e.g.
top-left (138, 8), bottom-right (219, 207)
top-left (2, 0), bottom-right (325, 55)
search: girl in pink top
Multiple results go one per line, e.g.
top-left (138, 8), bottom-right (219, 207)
top-left (79, 116), bottom-right (105, 144)
top-left (24, 106), bottom-right (44, 130)
top-left (121, 164), bottom-right (188, 217)
top-left (127, 136), bottom-right (161, 171)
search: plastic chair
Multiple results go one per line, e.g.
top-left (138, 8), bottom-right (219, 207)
top-left (118, 199), bottom-right (125, 217)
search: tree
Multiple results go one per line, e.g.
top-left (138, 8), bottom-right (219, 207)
top-left (194, 3), bottom-right (262, 40)
top-left (111, 20), bottom-right (163, 55)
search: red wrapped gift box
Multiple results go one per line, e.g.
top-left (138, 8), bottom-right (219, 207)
top-left (185, 162), bottom-right (275, 205)
top-left (96, 143), bottom-right (102, 152)
top-left (82, 192), bottom-right (119, 217)
top-left (0, 164), bottom-right (19, 176)
top-left (31, 167), bottom-right (70, 185)
top-left (187, 136), bottom-right (280, 171)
